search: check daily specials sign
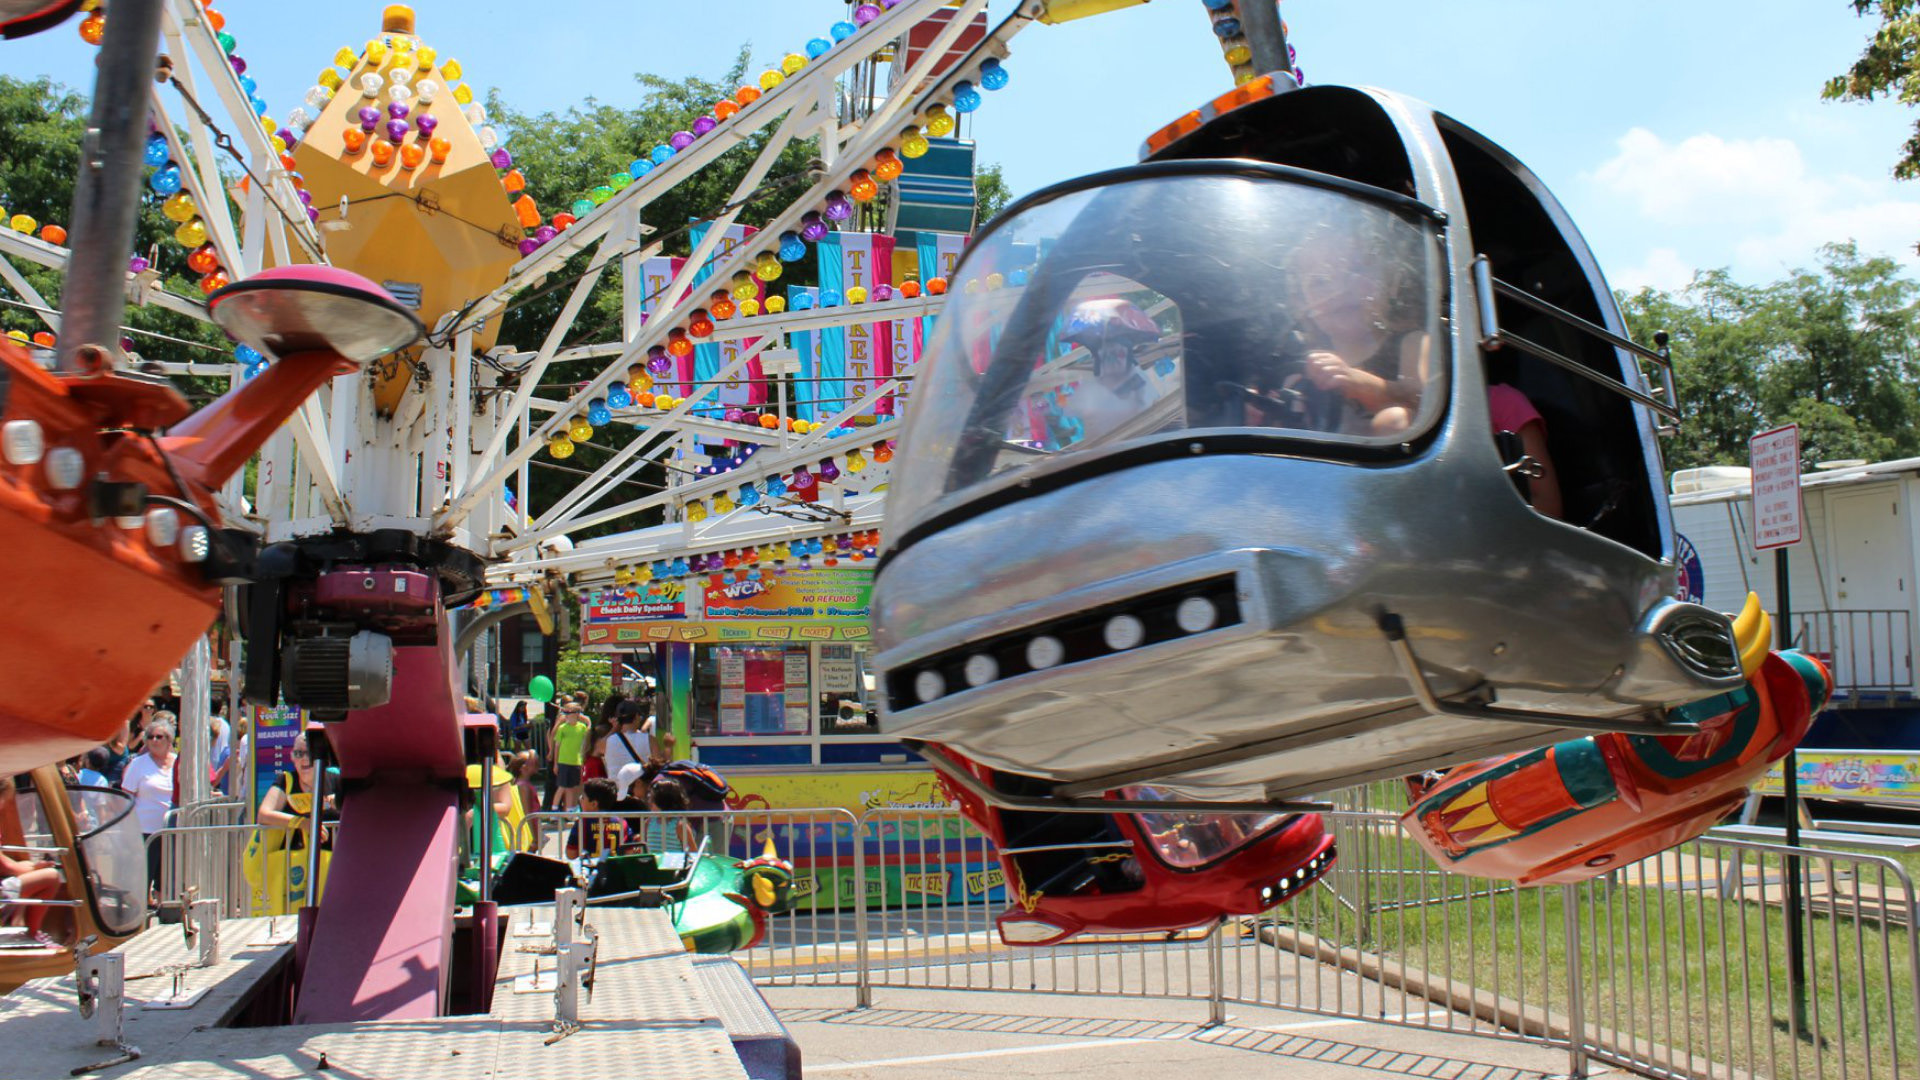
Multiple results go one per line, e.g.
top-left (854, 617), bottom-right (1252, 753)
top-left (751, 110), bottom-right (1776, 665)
top-left (581, 566), bottom-right (874, 648)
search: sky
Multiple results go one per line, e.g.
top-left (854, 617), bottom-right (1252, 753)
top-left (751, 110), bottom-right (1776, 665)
top-left (4, 1), bottom-right (1916, 294)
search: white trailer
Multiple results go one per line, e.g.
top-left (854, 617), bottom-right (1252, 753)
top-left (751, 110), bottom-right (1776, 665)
top-left (1670, 459), bottom-right (1920, 704)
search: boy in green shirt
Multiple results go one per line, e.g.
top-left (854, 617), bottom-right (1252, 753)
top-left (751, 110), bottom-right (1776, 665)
top-left (549, 701), bottom-right (590, 812)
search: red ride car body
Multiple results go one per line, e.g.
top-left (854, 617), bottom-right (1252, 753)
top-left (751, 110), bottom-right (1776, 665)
top-left (931, 748), bottom-right (1335, 946)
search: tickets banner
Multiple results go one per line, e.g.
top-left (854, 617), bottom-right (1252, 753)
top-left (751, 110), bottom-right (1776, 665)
top-left (787, 285), bottom-right (824, 422)
top-left (637, 254), bottom-right (693, 397)
top-left (1758, 752), bottom-right (1920, 806)
top-left (581, 567), bottom-right (873, 649)
top-left (816, 232), bottom-right (895, 420)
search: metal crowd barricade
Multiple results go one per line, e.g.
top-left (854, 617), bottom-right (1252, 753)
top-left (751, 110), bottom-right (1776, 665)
top-left (853, 806), bottom-right (1216, 1001)
top-left (824, 803), bottom-right (1916, 1080)
top-left (145, 821), bottom-right (315, 919)
top-left (1216, 809), bottom-right (1570, 1054)
top-left (1565, 835), bottom-right (1920, 1080)
top-left (512, 807), bottom-right (867, 995)
top-left (119, 793), bottom-right (1920, 1080)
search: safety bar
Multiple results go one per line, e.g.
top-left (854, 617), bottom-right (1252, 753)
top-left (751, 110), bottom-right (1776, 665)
top-left (582, 837), bottom-right (713, 907)
top-left (917, 743), bottom-right (1328, 815)
top-left (997, 840), bottom-right (1137, 857)
top-left (1473, 254), bottom-right (1679, 421)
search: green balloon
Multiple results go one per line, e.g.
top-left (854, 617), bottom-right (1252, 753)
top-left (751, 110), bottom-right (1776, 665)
top-left (529, 675), bottom-right (555, 702)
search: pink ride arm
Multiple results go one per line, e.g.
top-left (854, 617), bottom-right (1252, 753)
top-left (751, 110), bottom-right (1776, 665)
top-left (294, 639), bottom-right (471, 1022)
top-left (293, 783), bottom-right (460, 1024)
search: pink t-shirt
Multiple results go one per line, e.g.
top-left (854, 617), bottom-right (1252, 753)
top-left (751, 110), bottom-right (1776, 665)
top-left (1488, 384), bottom-right (1544, 435)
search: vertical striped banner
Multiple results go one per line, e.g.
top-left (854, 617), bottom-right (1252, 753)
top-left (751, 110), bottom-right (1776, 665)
top-left (787, 286), bottom-right (824, 422)
top-left (637, 254), bottom-right (691, 397)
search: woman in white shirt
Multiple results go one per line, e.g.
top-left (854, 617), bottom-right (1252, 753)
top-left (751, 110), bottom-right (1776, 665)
top-left (120, 718), bottom-right (176, 899)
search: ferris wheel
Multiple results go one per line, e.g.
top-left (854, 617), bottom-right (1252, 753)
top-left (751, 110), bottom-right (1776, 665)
top-left (0, 0), bottom-right (1299, 628)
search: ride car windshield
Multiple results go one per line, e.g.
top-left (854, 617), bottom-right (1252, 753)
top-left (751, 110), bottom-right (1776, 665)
top-left (1118, 784), bottom-right (1288, 870)
top-left (890, 167), bottom-right (1446, 534)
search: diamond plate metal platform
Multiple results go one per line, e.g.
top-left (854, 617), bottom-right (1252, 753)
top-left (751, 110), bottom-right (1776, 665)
top-left (693, 955), bottom-right (802, 1080)
top-left (3, 907), bottom-right (753, 1080)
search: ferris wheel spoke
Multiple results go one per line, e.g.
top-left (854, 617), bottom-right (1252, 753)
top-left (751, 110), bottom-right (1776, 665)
top-left (286, 396), bottom-right (348, 525)
top-left (460, 242), bottom-right (622, 495)
top-left (160, 0), bottom-right (325, 261)
top-left (146, 88), bottom-right (247, 276)
top-left (0, 255), bottom-right (62, 335)
top-left (519, 337), bottom-right (782, 543)
top-left (451, 0), bottom-right (1032, 547)
top-left (490, 0), bottom-right (1015, 535)
top-left (462, 0), bottom-right (967, 329)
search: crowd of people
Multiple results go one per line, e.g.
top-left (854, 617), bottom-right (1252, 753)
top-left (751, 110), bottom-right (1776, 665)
top-left (1, 681), bottom-right (732, 943)
top-left (513, 689), bottom-right (723, 862)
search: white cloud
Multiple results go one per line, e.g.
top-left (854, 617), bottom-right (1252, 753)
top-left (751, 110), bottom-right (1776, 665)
top-left (1583, 127), bottom-right (1920, 283)
top-left (1611, 247), bottom-right (1696, 294)
top-left (1589, 129), bottom-right (1821, 224)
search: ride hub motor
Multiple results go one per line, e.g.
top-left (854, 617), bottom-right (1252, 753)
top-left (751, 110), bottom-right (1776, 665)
top-left (283, 630), bottom-right (394, 712)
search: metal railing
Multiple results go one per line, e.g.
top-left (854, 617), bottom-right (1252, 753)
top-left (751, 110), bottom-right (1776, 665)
top-left (1794, 609), bottom-right (1915, 702)
top-left (511, 807), bottom-right (868, 995)
top-left (129, 797), bottom-right (1920, 1079)
top-left (147, 821), bottom-right (322, 919)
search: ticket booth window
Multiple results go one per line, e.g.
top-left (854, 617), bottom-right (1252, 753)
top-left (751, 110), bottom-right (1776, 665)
top-left (817, 643), bottom-right (879, 735)
top-left (692, 646), bottom-right (810, 738)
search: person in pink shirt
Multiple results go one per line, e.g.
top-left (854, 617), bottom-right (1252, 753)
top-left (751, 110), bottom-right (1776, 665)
top-left (1488, 383), bottom-right (1563, 520)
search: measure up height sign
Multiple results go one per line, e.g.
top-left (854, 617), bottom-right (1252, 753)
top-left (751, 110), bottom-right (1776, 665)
top-left (1749, 424), bottom-right (1803, 550)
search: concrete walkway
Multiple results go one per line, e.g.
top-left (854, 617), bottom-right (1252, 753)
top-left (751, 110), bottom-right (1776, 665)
top-left (766, 980), bottom-right (1597, 1079)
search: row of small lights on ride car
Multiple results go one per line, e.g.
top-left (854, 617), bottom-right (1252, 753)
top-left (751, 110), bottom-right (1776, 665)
top-left (905, 596), bottom-right (1229, 707)
top-left (0, 419), bottom-right (213, 563)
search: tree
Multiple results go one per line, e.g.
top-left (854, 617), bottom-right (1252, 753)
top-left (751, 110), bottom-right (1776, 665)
top-left (1620, 243), bottom-right (1920, 474)
top-left (974, 160), bottom-right (1012, 225)
top-left (1753, 243), bottom-right (1920, 457)
top-left (556, 646), bottom-right (613, 712)
top-left (1826, 1), bottom-right (1920, 180)
top-left (0, 75), bottom-right (240, 395)
top-left (1621, 271), bottom-right (1767, 471)
top-left (489, 48), bottom-right (822, 353)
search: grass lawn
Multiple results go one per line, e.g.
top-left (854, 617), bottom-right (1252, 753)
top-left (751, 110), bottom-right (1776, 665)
top-left (1258, 822), bottom-right (1918, 1079)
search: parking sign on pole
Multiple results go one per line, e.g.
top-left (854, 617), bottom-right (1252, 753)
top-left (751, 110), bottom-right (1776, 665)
top-left (1750, 421), bottom-right (1809, 1038)
top-left (1749, 424), bottom-right (1802, 550)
